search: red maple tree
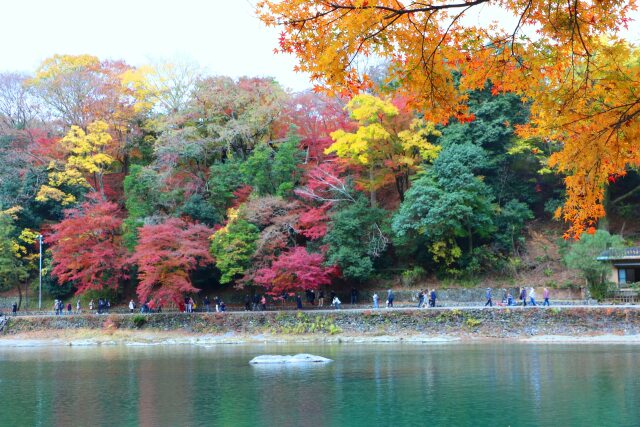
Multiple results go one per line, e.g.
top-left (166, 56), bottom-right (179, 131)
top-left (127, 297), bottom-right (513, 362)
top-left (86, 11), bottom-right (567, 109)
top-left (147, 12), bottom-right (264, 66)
top-left (48, 196), bottom-right (128, 293)
top-left (253, 246), bottom-right (337, 295)
top-left (133, 218), bottom-right (214, 306)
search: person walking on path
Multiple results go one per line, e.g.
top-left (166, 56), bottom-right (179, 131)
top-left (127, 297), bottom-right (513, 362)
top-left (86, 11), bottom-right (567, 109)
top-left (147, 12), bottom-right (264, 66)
top-left (204, 296), bottom-right (211, 312)
top-left (373, 292), bottom-right (379, 309)
top-left (386, 290), bottom-right (394, 308)
top-left (214, 296), bottom-right (220, 312)
top-left (89, 299), bottom-right (94, 312)
top-left (430, 289), bottom-right (437, 308)
top-left (244, 295), bottom-right (251, 311)
top-left (543, 288), bottom-right (550, 306)
top-left (350, 288), bottom-right (358, 305)
top-left (529, 288), bottom-right (537, 306)
top-left (129, 300), bottom-right (136, 313)
top-left (260, 295), bottom-right (267, 311)
top-left (417, 290), bottom-right (424, 308)
top-left (67, 303), bottom-right (72, 315)
top-left (296, 294), bottom-right (303, 310)
top-left (507, 292), bottom-right (514, 306)
top-left (76, 299), bottom-right (81, 314)
top-left (332, 296), bottom-right (341, 309)
top-left (484, 288), bottom-right (493, 307)
top-left (12, 302), bottom-right (17, 316)
top-left (519, 287), bottom-right (527, 307)
top-left (318, 290), bottom-right (324, 308)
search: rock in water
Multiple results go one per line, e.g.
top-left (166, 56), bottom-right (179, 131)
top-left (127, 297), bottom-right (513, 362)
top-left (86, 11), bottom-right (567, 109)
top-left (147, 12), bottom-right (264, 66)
top-left (249, 353), bottom-right (332, 364)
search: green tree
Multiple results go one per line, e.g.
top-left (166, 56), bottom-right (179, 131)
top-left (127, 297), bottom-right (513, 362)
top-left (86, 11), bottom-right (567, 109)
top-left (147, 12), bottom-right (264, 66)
top-left (208, 158), bottom-right (247, 215)
top-left (564, 230), bottom-right (624, 301)
top-left (210, 216), bottom-right (260, 285)
top-left (392, 143), bottom-right (495, 268)
top-left (324, 196), bottom-right (389, 281)
top-left (241, 132), bottom-right (304, 196)
top-left (272, 133), bottom-right (304, 197)
top-left (494, 199), bottom-right (534, 256)
top-left (122, 165), bottom-right (161, 250)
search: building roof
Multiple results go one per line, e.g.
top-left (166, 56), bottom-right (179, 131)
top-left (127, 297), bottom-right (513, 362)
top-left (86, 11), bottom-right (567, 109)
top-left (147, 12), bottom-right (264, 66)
top-left (597, 247), bottom-right (640, 261)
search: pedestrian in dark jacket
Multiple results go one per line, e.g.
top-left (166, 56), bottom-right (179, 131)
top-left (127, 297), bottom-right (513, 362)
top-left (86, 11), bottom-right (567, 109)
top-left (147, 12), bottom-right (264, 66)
top-left (484, 288), bottom-right (493, 307)
top-left (386, 290), bottom-right (394, 308)
top-left (520, 287), bottom-right (527, 306)
top-left (430, 289), bottom-right (437, 307)
top-left (12, 302), bottom-right (17, 316)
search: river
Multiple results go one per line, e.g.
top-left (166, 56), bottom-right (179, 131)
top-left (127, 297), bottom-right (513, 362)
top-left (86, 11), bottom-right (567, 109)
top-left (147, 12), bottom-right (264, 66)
top-left (0, 343), bottom-right (638, 426)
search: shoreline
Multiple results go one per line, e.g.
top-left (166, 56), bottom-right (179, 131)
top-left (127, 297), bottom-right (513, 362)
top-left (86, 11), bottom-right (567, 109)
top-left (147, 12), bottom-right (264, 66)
top-left (2, 329), bottom-right (640, 348)
top-left (3, 307), bottom-right (640, 347)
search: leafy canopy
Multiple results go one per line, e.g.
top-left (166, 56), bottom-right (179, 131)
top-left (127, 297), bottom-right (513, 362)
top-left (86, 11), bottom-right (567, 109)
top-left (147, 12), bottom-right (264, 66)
top-left (258, 0), bottom-right (640, 236)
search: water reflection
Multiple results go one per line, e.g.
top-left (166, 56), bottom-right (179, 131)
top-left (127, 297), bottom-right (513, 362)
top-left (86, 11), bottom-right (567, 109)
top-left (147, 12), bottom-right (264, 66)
top-left (0, 344), bottom-right (639, 426)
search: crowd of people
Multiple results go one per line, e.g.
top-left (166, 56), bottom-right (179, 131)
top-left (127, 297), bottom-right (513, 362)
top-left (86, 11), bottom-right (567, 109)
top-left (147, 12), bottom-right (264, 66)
top-left (4, 287), bottom-right (556, 317)
top-left (484, 287), bottom-right (552, 307)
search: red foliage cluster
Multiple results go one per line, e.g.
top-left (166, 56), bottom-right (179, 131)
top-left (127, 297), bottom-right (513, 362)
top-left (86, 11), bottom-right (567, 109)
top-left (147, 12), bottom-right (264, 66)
top-left (296, 204), bottom-right (330, 240)
top-left (47, 196), bottom-right (129, 293)
top-left (253, 246), bottom-right (337, 295)
top-left (276, 91), bottom-right (355, 163)
top-left (132, 218), bottom-right (214, 305)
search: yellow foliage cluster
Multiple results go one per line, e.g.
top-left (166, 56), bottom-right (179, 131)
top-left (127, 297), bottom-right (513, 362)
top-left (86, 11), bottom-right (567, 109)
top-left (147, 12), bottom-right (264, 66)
top-left (36, 121), bottom-right (115, 204)
top-left (429, 240), bottom-right (462, 266)
top-left (32, 54), bottom-right (100, 81)
top-left (325, 94), bottom-right (440, 197)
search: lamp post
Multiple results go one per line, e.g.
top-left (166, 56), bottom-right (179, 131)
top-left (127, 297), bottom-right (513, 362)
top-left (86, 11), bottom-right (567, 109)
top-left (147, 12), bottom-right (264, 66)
top-left (37, 234), bottom-right (43, 310)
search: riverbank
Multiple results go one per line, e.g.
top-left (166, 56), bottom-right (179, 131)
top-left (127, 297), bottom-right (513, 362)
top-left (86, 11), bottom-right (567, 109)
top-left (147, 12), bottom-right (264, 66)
top-left (2, 306), bottom-right (640, 346)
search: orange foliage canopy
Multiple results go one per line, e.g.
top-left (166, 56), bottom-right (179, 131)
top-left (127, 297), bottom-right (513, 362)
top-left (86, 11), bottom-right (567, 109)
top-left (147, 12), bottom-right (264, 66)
top-left (258, 0), bottom-right (640, 237)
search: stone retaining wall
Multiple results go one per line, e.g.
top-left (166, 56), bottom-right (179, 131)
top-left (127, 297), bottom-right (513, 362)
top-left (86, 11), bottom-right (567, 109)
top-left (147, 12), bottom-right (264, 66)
top-left (2, 307), bottom-right (639, 338)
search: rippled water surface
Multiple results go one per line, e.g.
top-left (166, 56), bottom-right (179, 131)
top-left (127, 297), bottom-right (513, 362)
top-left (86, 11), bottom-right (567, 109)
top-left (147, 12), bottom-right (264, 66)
top-left (1, 342), bottom-right (639, 426)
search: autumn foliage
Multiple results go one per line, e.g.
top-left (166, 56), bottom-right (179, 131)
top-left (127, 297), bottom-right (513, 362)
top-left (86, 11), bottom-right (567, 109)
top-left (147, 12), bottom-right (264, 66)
top-left (258, 0), bottom-right (640, 236)
top-left (47, 197), bottom-right (128, 293)
top-left (133, 218), bottom-right (214, 305)
top-left (253, 246), bottom-right (337, 295)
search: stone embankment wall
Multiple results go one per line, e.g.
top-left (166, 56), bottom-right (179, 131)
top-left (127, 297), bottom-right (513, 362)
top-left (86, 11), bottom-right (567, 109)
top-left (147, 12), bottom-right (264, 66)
top-left (2, 307), bottom-right (639, 338)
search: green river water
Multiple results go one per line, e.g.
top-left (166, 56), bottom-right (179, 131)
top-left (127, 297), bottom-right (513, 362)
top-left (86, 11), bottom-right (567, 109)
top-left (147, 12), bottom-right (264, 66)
top-left (0, 343), bottom-right (638, 426)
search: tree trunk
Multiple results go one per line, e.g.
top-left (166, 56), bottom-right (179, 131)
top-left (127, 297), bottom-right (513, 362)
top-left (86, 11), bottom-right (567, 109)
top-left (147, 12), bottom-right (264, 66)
top-left (369, 165), bottom-right (377, 208)
top-left (395, 174), bottom-right (406, 203)
top-left (598, 186), bottom-right (610, 231)
top-left (611, 184), bottom-right (640, 205)
top-left (96, 172), bottom-right (106, 201)
top-left (16, 283), bottom-right (22, 311)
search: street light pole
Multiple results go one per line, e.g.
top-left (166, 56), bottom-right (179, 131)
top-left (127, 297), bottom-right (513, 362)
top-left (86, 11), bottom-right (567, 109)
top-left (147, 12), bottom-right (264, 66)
top-left (38, 234), bottom-right (43, 310)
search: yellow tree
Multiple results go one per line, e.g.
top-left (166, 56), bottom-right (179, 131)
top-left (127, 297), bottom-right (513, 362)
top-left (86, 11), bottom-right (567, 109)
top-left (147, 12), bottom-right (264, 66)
top-left (28, 54), bottom-right (141, 171)
top-left (36, 120), bottom-right (115, 204)
top-left (326, 94), bottom-right (440, 206)
top-left (258, 0), bottom-right (640, 236)
top-left (120, 60), bottom-right (200, 116)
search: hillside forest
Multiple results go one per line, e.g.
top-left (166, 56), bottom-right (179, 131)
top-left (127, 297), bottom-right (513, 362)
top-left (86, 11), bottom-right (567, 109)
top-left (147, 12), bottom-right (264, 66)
top-left (1, 55), bottom-right (639, 307)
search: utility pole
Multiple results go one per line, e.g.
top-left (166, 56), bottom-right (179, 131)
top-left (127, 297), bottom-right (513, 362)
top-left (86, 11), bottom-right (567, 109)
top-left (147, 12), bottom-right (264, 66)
top-left (38, 234), bottom-right (43, 310)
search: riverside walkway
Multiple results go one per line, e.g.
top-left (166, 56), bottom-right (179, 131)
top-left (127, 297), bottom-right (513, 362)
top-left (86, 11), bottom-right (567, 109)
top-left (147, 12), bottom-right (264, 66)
top-left (3, 303), bottom-right (639, 318)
